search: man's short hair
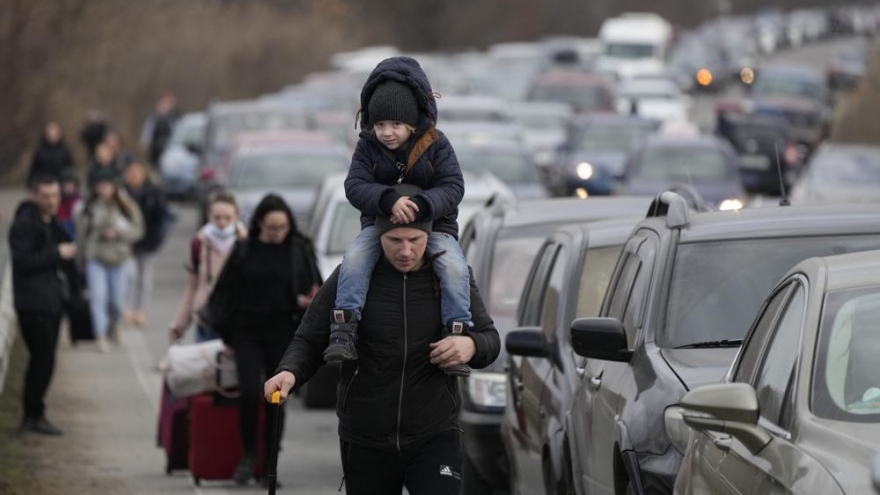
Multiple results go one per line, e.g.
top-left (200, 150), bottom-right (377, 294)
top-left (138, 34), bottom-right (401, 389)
top-left (29, 175), bottom-right (60, 192)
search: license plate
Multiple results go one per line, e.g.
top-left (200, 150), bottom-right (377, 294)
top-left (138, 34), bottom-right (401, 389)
top-left (740, 154), bottom-right (771, 170)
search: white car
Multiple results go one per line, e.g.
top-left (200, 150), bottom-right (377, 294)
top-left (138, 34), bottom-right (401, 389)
top-left (617, 77), bottom-right (692, 123)
top-left (307, 172), bottom-right (516, 280)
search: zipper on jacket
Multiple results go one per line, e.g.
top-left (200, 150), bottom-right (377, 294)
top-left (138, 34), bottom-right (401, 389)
top-left (341, 367), bottom-right (359, 412)
top-left (396, 273), bottom-right (408, 453)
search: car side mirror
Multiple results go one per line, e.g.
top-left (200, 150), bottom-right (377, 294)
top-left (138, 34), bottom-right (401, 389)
top-left (569, 317), bottom-right (632, 362)
top-left (506, 328), bottom-right (549, 358)
top-left (680, 383), bottom-right (772, 455)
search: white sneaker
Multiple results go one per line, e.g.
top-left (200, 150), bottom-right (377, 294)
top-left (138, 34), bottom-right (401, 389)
top-left (97, 336), bottom-right (111, 353)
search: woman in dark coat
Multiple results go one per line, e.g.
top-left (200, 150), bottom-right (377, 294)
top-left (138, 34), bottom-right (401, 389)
top-left (206, 194), bottom-right (321, 486)
top-left (28, 122), bottom-right (74, 187)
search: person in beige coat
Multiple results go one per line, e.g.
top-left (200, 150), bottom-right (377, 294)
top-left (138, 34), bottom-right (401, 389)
top-left (77, 167), bottom-right (144, 352)
top-left (168, 190), bottom-right (246, 343)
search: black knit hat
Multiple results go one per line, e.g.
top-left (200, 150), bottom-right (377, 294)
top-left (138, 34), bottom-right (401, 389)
top-left (375, 183), bottom-right (432, 237)
top-left (368, 80), bottom-right (419, 127)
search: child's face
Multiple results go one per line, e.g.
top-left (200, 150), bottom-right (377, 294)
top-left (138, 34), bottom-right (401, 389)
top-left (373, 121), bottom-right (413, 150)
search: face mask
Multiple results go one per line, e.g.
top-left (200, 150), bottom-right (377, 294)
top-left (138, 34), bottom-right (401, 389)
top-left (208, 223), bottom-right (236, 239)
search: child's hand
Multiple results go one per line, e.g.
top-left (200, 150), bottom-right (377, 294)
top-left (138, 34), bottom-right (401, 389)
top-left (391, 196), bottom-right (419, 224)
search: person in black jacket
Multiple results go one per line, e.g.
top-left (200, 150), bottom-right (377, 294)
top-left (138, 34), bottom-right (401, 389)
top-left (325, 57), bottom-right (471, 378)
top-left (263, 202), bottom-right (501, 495)
top-left (9, 176), bottom-right (81, 435)
top-left (206, 194), bottom-right (321, 487)
top-left (27, 122), bottom-right (74, 187)
top-left (123, 161), bottom-right (172, 327)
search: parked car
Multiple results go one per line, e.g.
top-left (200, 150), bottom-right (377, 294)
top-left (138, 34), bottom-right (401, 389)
top-left (502, 216), bottom-right (642, 495)
top-left (668, 36), bottom-right (729, 93)
top-left (620, 134), bottom-right (746, 208)
top-left (455, 141), bottom-right (549, 199)
top-left (675, 249), bottom-right (880, 495)
top-left (565, 192), bottom-right (880, 495)
top-left (458, 196), bottom-right (653, 494)
top-left (714, 112), bottom-right (802, 195)
top-left (527, 71), bottom-right (616, 115)
top-left (549, 115), bottom-right (659, 197)
top-left (751, 97), bottom-right (827, 162)
top-left (225, 131), bottom-right (350, 230)
top-left (791, 143), bottom-right (880, 205)
top-left (750, 65), bottom-right (831, 112)
top-left (827, 45), bottom-right (867, 93)
top-left (159, 112), bottom-right (206, 200)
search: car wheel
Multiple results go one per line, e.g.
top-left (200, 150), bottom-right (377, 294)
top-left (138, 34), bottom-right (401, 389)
top-left (462, 453), bottom-right (495, 495)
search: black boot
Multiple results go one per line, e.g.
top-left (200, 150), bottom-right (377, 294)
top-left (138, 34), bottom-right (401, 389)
top-left (23, 417), bottom-right (63, 436)
top-left (233, 452), bottom-right (257, 485)
top-left (323, 309), bottom-right (358, 362)
top-left (441, 321), bottom-right (471, 377)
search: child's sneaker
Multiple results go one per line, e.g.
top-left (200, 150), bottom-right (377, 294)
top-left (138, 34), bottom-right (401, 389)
top-left (324, 309), bottom-right (358, 362)
top-left (441, 321), bottom-right (471, 377)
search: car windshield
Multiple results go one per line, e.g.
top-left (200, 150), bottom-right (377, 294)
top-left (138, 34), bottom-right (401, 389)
top-left (514, 112), bottom-right (569, 130)
top-left (169, 118), bottom-right (205, 147)
top-left (230, 152), bottom-right (348, 189)
top-left (729, 122), bottom-right (786, 147)
top-left (210, 110), bottom-right (311, 150)
top-left (326, 200), bottom-right (361, 254)
top-left (662, 235), bottom-right (880, 348)
top-left (636, 146), bottom-right (730, 181)
top-left (753, 75), bottom-right (825, 102)
top-left (604, 42), bottom-right (656, 59)
top-left (578, 124), bottom-right (654, 152)
top-left (531, 83), bottom-right (609, 112)
top-left (488, 229), bottom-right (549, 332)
top-left (812, 149), bottom-right (880, 184)
top-left (813, 286), bottom-right (880, 422)
top-left (456, 148), bottom-right (540, 184)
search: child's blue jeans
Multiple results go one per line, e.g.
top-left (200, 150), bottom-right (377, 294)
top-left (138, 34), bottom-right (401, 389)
top-left (336, 226), bottom-right (472, 324)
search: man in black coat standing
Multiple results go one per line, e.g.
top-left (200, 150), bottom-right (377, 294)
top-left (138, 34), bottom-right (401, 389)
top-left (264, 212), bottom-right (501, 494)
top-left (9, 176), bottom-right (80, 435)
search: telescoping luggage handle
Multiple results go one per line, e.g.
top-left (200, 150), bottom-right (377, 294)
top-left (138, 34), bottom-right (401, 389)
top-left (267, 391), bottom-right (282, 495)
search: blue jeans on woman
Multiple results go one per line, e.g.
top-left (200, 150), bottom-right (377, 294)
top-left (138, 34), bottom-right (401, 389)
top-left (336, 226), bottom-right (472, 324)
top-left (86, 260), bottom-right (128, 338)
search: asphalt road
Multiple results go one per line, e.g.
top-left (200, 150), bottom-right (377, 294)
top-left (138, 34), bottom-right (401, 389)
top-left (0, 35), bottom-right (867, 495)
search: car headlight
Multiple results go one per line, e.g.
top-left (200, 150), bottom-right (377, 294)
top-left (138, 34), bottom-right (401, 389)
top-left (719, 198), bottom-right (744, 211)
top-left (664, 405), bottom-right (690, 454)
top-left (576, 162), bottom-right (594, 180)
top-left (467, 371), bottom-right (507, 408)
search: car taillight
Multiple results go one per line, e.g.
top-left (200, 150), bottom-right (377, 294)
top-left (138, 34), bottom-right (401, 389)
top-left (199, 167), bottom-right (217, 181)
top-left (784, 142), bottom-right (800, 167)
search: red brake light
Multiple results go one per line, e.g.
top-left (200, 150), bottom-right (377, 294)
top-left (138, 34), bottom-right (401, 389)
top-left (784, 143), bottom-right (800, 167)
top-left (200, 167), bottom-right (218, 181)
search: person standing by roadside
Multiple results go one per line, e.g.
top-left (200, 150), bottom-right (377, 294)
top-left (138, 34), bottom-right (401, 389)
top-left (263, 193), bottom-right (501, 495)
top-left (122, 161), bottom-right (172, 328)
top-left (168, 190), bottom-right (246, 343)
top-left (87, 142), bottom-right (121, 189)
top-left (205, 194), bottom-right (321, 487)
top-left (77, 168), bottom-right (144, 352)
top-left (141, 93), bottom-right (181, 166)
top-left (9, 176), bottom-right (82, 435)
top-left (104, 131), bottom-right (136, 170)
top-left (27, 122), bottom-right (74, 187)
top-left (80, 110), bottom-right (109, 161)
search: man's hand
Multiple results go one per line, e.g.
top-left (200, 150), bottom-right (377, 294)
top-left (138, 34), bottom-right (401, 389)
top-left (264, 371), bottom-right (297, 403)
top-left (57, 243), bottom-right (77, 260)
top-left (168, 323), bottom-right (185, 342)
top-left (391, 196), bottom-right (419, 224)
top-left (430, 336), bottom-right (476, 369)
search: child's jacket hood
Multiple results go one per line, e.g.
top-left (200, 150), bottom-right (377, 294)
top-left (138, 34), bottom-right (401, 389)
top-left (359, 57), bottom-right (438, 130)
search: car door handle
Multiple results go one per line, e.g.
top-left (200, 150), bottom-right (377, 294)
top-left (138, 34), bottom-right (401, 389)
top-left (713, 435), bottom-right (732, 452)
top-left (589, 376), bottom-right (602, 389)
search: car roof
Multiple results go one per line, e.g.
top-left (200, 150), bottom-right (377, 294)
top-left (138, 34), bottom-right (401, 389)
top-left (572, 113), bottom-right (658, 128)
top-left (753, 96), bottom-right (820, 112)
top-left (555, 215), bottom-right (643, 248)
top-left (642, 133), bottom-right (724, 149)
top-left (533, 70), bottom-right (609, 86)
top-left (234, 131), bottom-right (339, 147)
top-left (816, 250), bottom-right (880, 292)
top-left (758, 64), bottom-right (824, 80)
top-left (491, 196), bottom-right (652, 230)
top-left (676, 204), bottom-right (880, 243)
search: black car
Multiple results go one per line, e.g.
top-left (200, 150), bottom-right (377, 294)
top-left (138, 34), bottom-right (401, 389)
top-left (564, 192), bottom-right (880, 495)
top-left (502, 216), bottom-right (641, 495)
top-left (458, 196), bottom-right (651, 494)
top-left (715, 112), bottom-right (802, 195)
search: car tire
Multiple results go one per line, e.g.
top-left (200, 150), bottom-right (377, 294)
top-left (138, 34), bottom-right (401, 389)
top-left (462, 453), bottom-right (496, 495)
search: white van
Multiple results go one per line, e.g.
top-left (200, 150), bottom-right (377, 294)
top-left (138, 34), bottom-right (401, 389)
top-left (596, 13), bottom-right (673, 80)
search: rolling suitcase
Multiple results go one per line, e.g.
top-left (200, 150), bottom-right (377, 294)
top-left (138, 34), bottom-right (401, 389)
top-left (188, 393), bottom-right (266, 485)
top-left (157, 384), bottom-right (190, 474)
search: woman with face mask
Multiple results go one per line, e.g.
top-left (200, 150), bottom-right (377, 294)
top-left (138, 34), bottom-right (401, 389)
top-left (168, 190), bottom-right (246, 343)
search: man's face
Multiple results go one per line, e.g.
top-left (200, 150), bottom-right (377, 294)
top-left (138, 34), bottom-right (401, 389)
top-left (33, 182), bottom-right (61, 218)
top-left (380, 227), bottom-right (428, 272)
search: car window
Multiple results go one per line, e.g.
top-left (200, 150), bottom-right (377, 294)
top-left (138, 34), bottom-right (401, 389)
top-left (493, 233), bottom-right (550, 331)
top-left (813, 286), bottom-right (880, 423)
top-left (622, 239), bottom-right (656, 346)
top-left (519, 243), bottom-right (557, 327)
top-left (733, 284), bottom-right (793, 384)
top-left (575, 245), bottom-right (624, 318)
top-left (753, 284), bottom-right (805, 429)
top-left (540, 246), bottom-right (567, 341)
top-left (606, 253), bottom-right (641, 322)
top-left (327, 201), bottom-right (362, 254)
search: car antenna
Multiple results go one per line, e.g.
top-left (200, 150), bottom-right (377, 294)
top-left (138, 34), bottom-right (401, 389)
top-left (774, 142), bottom-right (790, 206)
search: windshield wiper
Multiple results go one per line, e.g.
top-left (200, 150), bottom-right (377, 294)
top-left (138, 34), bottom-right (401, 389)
top-left (674, 339), bottom-right (743, 349)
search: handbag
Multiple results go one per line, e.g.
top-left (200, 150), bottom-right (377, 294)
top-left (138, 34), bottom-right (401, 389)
top-left (160, 339), bottom-right (238, 398)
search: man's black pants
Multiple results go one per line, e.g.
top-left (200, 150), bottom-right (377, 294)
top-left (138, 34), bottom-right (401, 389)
top-left (341, 430), bottom-right (462, 495)
top-left (16, 311), bottom-right (62, 420)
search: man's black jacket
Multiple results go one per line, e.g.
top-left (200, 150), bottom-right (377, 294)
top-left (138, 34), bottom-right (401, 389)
top-left (9, 201), bottom-right (81, 314)
top-left (276, 257), bottom-right (500, 453)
